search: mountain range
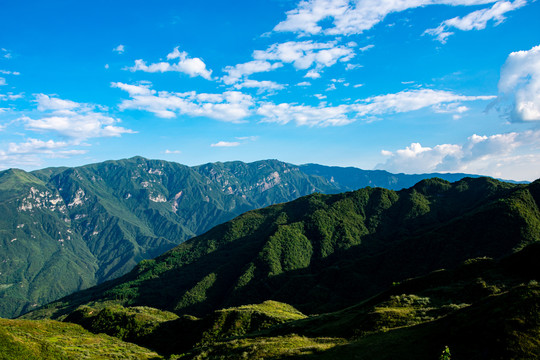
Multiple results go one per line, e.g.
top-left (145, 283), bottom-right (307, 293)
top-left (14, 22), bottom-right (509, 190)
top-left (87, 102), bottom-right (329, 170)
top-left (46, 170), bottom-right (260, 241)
top-left (19, 175), bottom-right (540, 359)
top-left (0, 157), bottom-right (495, 318)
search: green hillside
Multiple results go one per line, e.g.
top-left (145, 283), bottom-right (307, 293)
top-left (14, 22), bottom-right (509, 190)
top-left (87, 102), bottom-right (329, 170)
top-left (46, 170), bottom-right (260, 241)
top-left (0, 318), bottom-right (161, 359)
top-left (26, 176), bottom-right (539, 321)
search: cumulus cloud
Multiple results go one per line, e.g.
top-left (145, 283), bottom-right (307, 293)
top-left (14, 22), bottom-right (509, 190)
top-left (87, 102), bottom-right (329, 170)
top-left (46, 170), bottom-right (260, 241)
top-left (211, 141), bottom-right (240, 147)
top-left (127, 46), bottom-right (212, 80)
top-left (305, 70), bottom-right (321, 79)
top-left (376, 130), bottom-right (540, 180)
top-left (494, 44), bottom-right (540, 122)
top-left (22, 94), bottom-right (135, 141)
top-left (112, 82), bottom-right (254, 122)
top-left (0, 77), bottom-right (6, 86)
top-left (274, 0), bottom-right (501, 36)
top-left (425, 0), bottom-right (527, 43)
top-left (113, 44), bottom-right (125, 54)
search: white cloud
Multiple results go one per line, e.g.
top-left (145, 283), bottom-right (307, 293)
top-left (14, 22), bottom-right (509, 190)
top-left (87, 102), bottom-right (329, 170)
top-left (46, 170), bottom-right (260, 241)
top-left (113, 44), bottom-right (125, 54)
top-left (128, 46), bottom-right (212, 80)
top-left (0, 78), bottom-right (6, 86)
top-left (23, 94), bottom-right (135, 140)
top-left (314, 94), bottom-right (327, 99)
top-left (222, 60), bottom-right (283, 85)
top-left (1, 48), bottom-right (12, 59)
top-left (305, 70), bottom-right (321, 79)
top-left (0, 70), bottom-right (20, 75)
top-left (297, 81), bottom-right (312, 86)
top-left (164, 149), bottom-right (181, 154)
top-left (353, 84), bottom-right (364, 88)
top-left (495, 44), bottom-right (540, 122)
top-left (346, 64), bottom-right (362, 70)
top-left (326, 83), bottom-right (337, 91)
top-left (111, 82), bottom-right (155, 96)
top-left (376, 130), bottom-right (540, 180)
top-left (425, 0), bottom-right (527, 43)
top-left (113, 82), bottom-right (494, 127)
top-left (253, 40), bottom-right (355, 71)
top-left (352, 89), bottom-right (495, 116)
top-left (236, 135), bottom-right (259, 141)
top-left (274, 0), bottom-right (499, 36)
top-left (211, 141), bottom-right (240, 147)
top-left (113, 82), bottom-right (254, 122)
top-left (432, 103), bottom-right (470, 118)
top-left (257, 102), bottom-right (353, 126)
top-left (0, 93), bottom-right (24, 101)
top-left (35, 94), bottom-right (79, 111)
top-left (221, 40), bottom-right (354, 88)
top-left (0, 138), bottom-right (88, 169)
top-left (359, 44), bottom-right (374, 52)
top-left (233, 79), bottom-right (286, 92)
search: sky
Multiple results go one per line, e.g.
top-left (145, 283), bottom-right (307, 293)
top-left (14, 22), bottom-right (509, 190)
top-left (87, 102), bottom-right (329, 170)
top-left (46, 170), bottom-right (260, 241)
top-left (0, 0), bottom-right (539, 181)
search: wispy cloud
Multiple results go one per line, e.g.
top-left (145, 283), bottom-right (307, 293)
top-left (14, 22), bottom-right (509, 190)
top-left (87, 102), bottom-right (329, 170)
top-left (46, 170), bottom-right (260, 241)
top-left (113, 44), bottom-right (125, 54)
top-left (0, 70), bottom-right (20, 75)
top-left (273, 0), bottom-right (505, 36)
top-left (257, 102), bottom-right (353, 126)
top-left (1, 48), bottom-right (12, 59)
top-left (164, 149), bottom-right (181, 154)
top-left (222, 60), bottom-right (283, 85)
top-left (211, 141), bottom-right (240, 147)
top-left (352, 89), bottom-right (494, 117)
top-left (425, 0), bottom-right (527, 43)
top-left (127, 46), bottom-right (212, 80)
top-left (233, 79), bottom-right (286, 93)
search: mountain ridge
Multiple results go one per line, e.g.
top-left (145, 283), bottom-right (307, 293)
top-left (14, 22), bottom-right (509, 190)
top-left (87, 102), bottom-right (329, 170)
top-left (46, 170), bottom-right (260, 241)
top-left (2, 156), bottom-right (505, 318)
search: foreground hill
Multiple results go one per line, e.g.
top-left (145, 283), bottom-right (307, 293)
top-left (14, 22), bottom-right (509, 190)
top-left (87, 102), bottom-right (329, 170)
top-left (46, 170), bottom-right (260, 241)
top-left (26, 176), bottom-right (540, 321)
top-left (16, 239), bottom-right (539, 359)
top-left (0, 157), bottom-right (488, 318)
top-left (0, 317), bottom-right (161, 359)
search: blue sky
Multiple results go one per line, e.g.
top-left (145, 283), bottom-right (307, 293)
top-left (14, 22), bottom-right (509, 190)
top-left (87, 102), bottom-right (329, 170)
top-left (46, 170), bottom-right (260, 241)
top-left (1, 0), bottom-right (539, 180)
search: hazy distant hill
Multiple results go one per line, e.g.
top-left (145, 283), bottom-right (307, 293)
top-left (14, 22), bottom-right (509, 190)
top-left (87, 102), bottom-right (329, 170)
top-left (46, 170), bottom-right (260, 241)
top-left (0, 157), bottom-right (514, 318)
